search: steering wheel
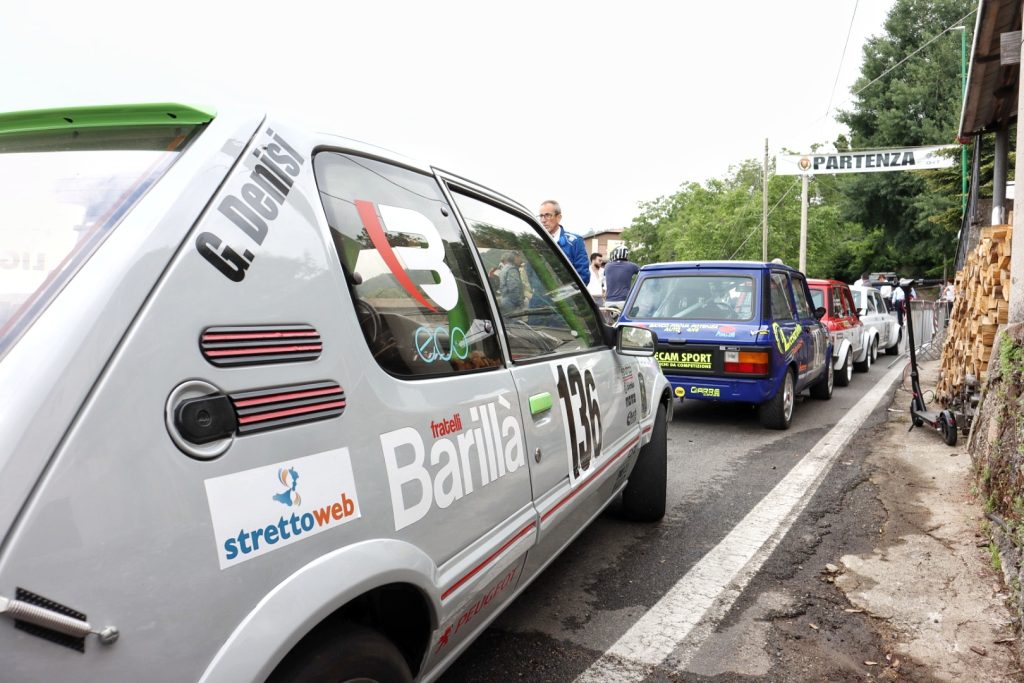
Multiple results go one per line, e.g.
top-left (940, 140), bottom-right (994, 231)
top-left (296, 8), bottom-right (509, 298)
top-left (703, 302), bottom-right (735, 318)
top-left (354, 299), bottom-right (382, 346)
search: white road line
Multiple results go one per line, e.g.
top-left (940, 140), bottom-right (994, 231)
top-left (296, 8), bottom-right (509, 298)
top-left (575, 363), bottom-right (905, 682)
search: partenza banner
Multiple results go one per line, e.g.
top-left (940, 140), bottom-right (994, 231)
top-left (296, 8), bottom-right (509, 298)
top-left (776, 145), bottom-right (958, 175)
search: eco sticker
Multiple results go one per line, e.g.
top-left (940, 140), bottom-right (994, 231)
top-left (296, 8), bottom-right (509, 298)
top-left (772, 323), bottom-right (802, 354)
top-left (204, 448), bottom-right (361, 569)
top-left (674, 386), bottom-right (686, 398)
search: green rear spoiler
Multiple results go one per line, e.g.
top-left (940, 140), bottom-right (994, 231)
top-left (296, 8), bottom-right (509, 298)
top-left (0, 103), bottom-right (216, 136)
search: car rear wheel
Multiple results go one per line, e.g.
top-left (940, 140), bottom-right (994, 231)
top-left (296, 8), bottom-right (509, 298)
top-left (267, 622), bottom-right (412, 683)
top-left (759, 370), bottom-right (794, 429)
top-left (809, 359), bottom-right (833, 400)
top-left (885, 329), bottom-right (902, 356)
top-left (622, 404), bottom-right (667, 522)
top-left (835, 352), bottom-right (853, 387)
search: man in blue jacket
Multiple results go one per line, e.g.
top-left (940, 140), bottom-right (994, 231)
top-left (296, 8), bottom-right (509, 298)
top-left (538, 200), bottom-right (589, 284)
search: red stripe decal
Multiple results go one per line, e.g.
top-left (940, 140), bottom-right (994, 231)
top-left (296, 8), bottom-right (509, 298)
top-left (237, 400), bottom-right (347, 424)
top-left (441, 523), bottom-right (535, 601)
top-left (203, 331), bottom-right (320, 341)
top-left (206, 344), bottom-right (322, 357)
top-left (642, 425), bottom-right (653, 435)
top-left (234, 387), bottom-right (342, 408)
top-left (541, 436), bottom-right (640, 523)
top-left (355, 199), bottom-right (438, 313)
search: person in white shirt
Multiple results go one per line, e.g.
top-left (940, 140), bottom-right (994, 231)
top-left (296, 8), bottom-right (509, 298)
top-left (878, 274), bottom-right (893, 309)
top-left (587, 252), bottom-right (605, 305)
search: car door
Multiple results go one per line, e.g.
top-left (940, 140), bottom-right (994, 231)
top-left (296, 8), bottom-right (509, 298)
top-left (840, 286), bottom-right (864, 359)
top-left (444, 180), bottom-right (642, 584)
top-left (313, 152), bottom-right (536, 665)
top-left (788, 272), bottom-right (828, 389)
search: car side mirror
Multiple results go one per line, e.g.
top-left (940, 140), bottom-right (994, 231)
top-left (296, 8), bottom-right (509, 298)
top-left (814, 306), bottom-right (826, 320)
top-left (616, 325), bottom-right (656, 356)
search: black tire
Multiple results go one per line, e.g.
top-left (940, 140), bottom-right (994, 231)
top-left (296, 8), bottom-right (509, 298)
top-left (268, 622), bottom-right (412, 683)
top-left (809, 358), bottom-right (833, 400)
top-left (834, 352), bottom-right (852, 387)
top-left (622, 404), bottom-right (667, 522)
top-left (854, 341), bottom-right (873, 373)
top-left (885, 329), bottom-right (902, 356)
top-left (941, 415), bottom-right (958, 446)
top-left (759, 370), bottom-right (795, 429)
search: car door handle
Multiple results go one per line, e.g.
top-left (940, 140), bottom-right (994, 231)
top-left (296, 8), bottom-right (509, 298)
top-left (529, 392), bottom-right (552, 416)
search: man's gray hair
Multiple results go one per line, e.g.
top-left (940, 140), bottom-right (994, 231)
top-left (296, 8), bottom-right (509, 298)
top-left (540, 200), bottom-right (562, 215)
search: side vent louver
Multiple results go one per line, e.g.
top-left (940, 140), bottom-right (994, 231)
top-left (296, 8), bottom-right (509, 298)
top-left (200, 325), bottom-right (321, 366)
top-left (230, 382), bottom-right (346, 434)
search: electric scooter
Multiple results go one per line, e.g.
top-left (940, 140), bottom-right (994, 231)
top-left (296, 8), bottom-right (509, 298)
top-left (901, 278), bottom-right (958, 445)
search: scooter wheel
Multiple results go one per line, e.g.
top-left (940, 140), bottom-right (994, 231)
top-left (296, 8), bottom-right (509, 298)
top-left (941, 416), bottom-right (957, 446)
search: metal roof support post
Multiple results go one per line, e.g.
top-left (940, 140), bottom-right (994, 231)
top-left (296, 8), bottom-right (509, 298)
top-left (1010, 10), bottom-right (1024, 325)
top-left (993, 123), bottom-right (1009, 225)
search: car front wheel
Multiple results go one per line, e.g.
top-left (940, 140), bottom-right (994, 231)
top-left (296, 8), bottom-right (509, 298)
top-left (809, 359), bottom-right (833, 400)
top-left (268, 622), bottom-right (412, 683)
top-left (835, 352), bottom-right (853, 387)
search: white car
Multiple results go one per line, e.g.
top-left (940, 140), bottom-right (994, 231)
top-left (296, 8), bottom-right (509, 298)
top-left (850, 285), bottom-right (902, 356)
top-left (0, 103), bottom-right (672, 683)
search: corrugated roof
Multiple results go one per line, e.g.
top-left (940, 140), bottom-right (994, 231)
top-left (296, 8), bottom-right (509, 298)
top-left (959, 0), bottom-right (1022, 137)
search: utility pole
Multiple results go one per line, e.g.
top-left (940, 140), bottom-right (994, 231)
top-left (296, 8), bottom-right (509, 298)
top-left (762, 139), bottom-right (769, 261)
top-left (799, 174), bottom-right (809, 272)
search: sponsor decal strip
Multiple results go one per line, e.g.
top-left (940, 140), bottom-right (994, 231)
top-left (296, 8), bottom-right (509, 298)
top-left (441, 522), bottom-right (536, 600)
top-left (542, 435), bottom-right (640, 523)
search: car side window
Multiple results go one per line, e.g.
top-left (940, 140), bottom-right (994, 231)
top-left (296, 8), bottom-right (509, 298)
top-left (830, 287), bottom-right (844, 317)
top-left (842, 288), bottom-right (858, 317)
top-left (790, 275), bottom-right (814, 319)
top-left (865, 292), bottom-right (876, 314)
top-left (449, 189), bottom-right (604, 362)
top-left (769, 272), bottom-right (795, 321)
top-left (313, 152), bottom-right (502, 377)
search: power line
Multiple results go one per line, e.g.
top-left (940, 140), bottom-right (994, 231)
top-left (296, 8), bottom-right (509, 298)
top-left (850, 8), bottom-right (978, 99)
top-left (825, 0), bottom-right (860, 121)
top-left (729, 177), bottom-right (802, 259)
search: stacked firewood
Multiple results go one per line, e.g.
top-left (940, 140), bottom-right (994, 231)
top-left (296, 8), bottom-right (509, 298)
top-left (937, 224), bottom-right (1012, 403)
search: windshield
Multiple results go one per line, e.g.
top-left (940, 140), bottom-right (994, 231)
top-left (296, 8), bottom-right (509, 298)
top-left (628, 274), bottom-right (756, 321)
top-left (810, 289), bottom-right (825, 309)
top-left (0, 124), bottom-right (200, 356)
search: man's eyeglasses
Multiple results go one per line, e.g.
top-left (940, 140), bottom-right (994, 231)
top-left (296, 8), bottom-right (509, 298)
top-left (538, 212), bottom-right (557, 219)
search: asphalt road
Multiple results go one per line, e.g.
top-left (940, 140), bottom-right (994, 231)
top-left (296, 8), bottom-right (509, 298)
top-left (439, 355), bottom-right (904, 682)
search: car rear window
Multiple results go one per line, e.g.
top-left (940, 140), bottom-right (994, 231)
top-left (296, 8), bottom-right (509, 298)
top-left (0, 124), bottom-right (201, 357)
top-left (628, 274), bottom-right (755, 321)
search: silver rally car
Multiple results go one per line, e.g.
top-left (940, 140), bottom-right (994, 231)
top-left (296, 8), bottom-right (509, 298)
top-left (0, 104), bottom-right (671, 682)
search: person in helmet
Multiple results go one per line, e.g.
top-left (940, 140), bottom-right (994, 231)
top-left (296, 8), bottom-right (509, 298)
top-left (604, 245), bottom-right (639, 309)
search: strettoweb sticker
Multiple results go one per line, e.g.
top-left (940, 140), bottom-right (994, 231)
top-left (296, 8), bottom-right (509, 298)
top-left (204, 448), bottom-right (360, 570)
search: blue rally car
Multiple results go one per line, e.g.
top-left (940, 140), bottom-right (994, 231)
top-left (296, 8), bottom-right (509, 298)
top-left (619, 261), bottom-right (834, 429)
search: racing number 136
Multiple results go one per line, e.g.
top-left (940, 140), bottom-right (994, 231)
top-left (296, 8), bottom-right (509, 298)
top-left (555, 363), bottom-right (602, 481)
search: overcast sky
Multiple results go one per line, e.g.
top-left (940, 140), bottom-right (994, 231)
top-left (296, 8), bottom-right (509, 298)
top-left (4, 0), bottom-right (900, 233)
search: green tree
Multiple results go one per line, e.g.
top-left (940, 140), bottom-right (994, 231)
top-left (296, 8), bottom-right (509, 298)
top-left (622, 159), bottom-right (863, 279)
top-left (835, 0), bottom-right (974, 277)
